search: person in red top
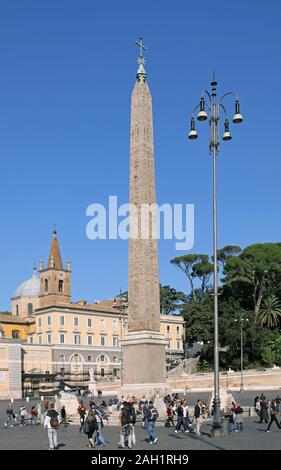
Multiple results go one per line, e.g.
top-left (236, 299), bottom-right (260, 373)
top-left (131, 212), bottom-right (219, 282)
top-left (31, 406), bottom-right (38, 425)
top-left (166, 404), bottom-right (175, 427)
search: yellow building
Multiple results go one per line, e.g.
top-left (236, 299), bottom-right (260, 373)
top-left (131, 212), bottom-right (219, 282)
top-left (0, 230), bottom-right (185, 394)
top-left (0, 312), bottom-right (34, 341)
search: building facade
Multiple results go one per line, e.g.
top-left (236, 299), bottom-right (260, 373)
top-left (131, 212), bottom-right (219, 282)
top-left (0, 230), bottom-right (184, 397)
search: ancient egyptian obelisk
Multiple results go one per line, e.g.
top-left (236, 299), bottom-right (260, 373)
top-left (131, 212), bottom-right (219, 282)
top-left (121, 39), bottom-right (168, 396)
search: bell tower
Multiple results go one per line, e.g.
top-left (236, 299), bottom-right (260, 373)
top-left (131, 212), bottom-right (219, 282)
top-left (39, 229), bottom-right (71, 307)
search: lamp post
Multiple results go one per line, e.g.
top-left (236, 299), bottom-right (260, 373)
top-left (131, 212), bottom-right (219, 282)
top-left (188, 72), bottom-right (243, 435)
top-left (234, 315), bottom-right (249, 393)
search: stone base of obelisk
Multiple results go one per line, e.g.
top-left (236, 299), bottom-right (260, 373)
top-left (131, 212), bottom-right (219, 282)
top-left (120, 330), bottom-right (171, 403)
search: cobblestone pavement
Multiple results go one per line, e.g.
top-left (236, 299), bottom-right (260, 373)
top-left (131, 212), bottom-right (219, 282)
top-left (1, 417), bottom-right (281, 450)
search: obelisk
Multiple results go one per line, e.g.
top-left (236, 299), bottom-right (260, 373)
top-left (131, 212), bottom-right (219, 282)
top-left (120, 39), bottom-right (168, 397)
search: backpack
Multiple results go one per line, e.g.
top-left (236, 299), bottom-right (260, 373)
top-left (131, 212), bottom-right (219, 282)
top-left (148, 407), bottom-right (158, 421)
top-left (122, 405), bottom-right (136, 425)
top-left (50, 416), bottom-right (60, 429)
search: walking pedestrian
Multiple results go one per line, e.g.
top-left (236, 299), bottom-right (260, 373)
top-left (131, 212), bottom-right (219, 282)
top-left (84, 410), bottom-right (99, 447)
top-left (194, 400), bottom-right (203, 435)
top-left (234, 403), bottom-right (244, 432)
top-left (118, 398), bottom-right (136, 449)
top-left (44, 403), bottom-right (60, 450)
top-left (259, 399), bottom-right (269, 424)
top-left (5, 404), bottom-right (15, 427)
top-left (61, 406), bottom-right (67, 427)
top-left (31, 406), bottom-right (38, 425)
top-left (174, 400), bottom-right (190, 433)
top-left (145, 401), bottom-right (159, 445)
top-left (165, 404), bottom-right (175, 427)
top-left (92, 403), bottom-right (106, 447)
top-left (78, 402), bottom-right (86, 433)
top-left (266, 399), bottom-right (281, 432)
top-left (19, 406), bottom-right (28, 426)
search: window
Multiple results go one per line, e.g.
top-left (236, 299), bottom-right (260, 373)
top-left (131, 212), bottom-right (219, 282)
top-left (100, 355), bottom-right (105, 362)
top-left (100, 336), bottom-right (106, 346)
top-left (113, 336), bottom-right (118, 347)
top-left (74, 334), bottom-right (81, 345)
top-left (38, 335), bottom-right (42, 344)
top-left (177, 340), bottom-right (181, 349)
top-left (87, 335), bottom-right (93, 345)
top-left (12, 330), bottom-right (20, 339)
top-left (112, 320), bottom-right (117, 331)
top-left (38, 318), bottom-right (42, 328)
top-left (100, 319), bottom-right (105, 331)
top-left (47, 334), bottom-right (52, 344)
top-left (176, 326), bottom-right (180, 335)
top-left (167, 325), bottom-right (170, 334)
top-left (27, 303), bottom-right (33, 316)
top-left (16, 305), bottom-right (19, 316)
top-left (87, 318), bottom-right (92, 328)
top-left (74, 317), bottom-right (79, 327)
top-left (44, 279), bottom-right (48, 292)
top-left (87, 355), bottom-right (92, 362)
top-left (47, 316), bottom-right (52, 326)
top-left (101, 368), bottom-right (105, 377)
top-left (29, 336), bottom-right (33, 344)
top-left (58, 280), bottom-right (64, 293)
top-left (60, 316), bottom-right (65, 326)
top-left (60, 334), bottom-right (65, 344)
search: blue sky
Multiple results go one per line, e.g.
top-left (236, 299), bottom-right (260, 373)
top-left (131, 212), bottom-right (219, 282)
top-left (0, 0), bottom-right (280, 310)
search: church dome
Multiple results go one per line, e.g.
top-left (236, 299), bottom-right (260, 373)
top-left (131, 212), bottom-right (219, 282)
top-left (12, 269), bottom-right (40, 299)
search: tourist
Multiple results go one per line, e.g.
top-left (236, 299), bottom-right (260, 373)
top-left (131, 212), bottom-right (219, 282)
top-left (84, 410), bottom-right (99, 447)
top-left (44, 403), bottom-right (60, 450)
top-left (145, 401), bottom-right (159, 444)
top-left (6, 404), bottom-right (15, 427)
top-left (165, 403), bottom-right (175, 427)
top-left (255, 399), bottom-right (261, 418)
top-left (44, 400), bottom-right (49, 415)
top-left (234, 403), bottom-right (244, 432)
top-left (227, 403), bottom-right (236, 432)
top-left (36, 402), bottom-right (42, 422)
top-left (92, 403), bottom-right (106, 446)
top-left (254, 395), bottom-right (260, 407)
top-left (60, 406), bottom-right (67, 427)
top-left (194, 400), bottom-right (203, 435)
top-left (142, 400), bottom-right (149, 428)
top-left (19, 405), bottom-right (28, 426)
top-left (78, 402), bottom-right (86, 433)
top-left (266, 399), bottom-right (281, 432)
top-left (31, 405), bottom-right (38, 424)
top-left (259, 399), bottom-right (269, 424)
top-left (174, 400), bottom-right (190, 433)
top-left (276, 395), bottom-right (281, 412)
top-left (118, 398), bottom-right (136, 449)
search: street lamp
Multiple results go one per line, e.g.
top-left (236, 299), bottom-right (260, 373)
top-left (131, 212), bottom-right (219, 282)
top-left (188, 72), bottom-right (243, 436)
top-left (234, 315), bottom-right (249, 393)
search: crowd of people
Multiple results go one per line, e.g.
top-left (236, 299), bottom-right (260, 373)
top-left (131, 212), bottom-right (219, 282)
top-left (3, 391), bottom-right (281, 449)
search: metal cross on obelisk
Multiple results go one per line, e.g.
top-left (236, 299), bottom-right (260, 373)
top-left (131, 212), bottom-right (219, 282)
top-left (136, 37), bottom-right (147, 58)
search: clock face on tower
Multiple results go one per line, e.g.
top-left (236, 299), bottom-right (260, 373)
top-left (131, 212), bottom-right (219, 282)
top-left (58, 272), bottom-right (65, 280)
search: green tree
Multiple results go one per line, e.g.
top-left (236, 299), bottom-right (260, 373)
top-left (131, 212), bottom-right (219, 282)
top-left (257, 295), bottom-right (281, 328)
top-left (223, 243), bottom-right (281, 319)
top-left (170, 254), bottom-right (212, 300)
top-left (160, 285), bottom-right (187, 315)
top-left (182, 297), bottom-right (213, 346)
top-left (216, 245), bottom-right (242, 269)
